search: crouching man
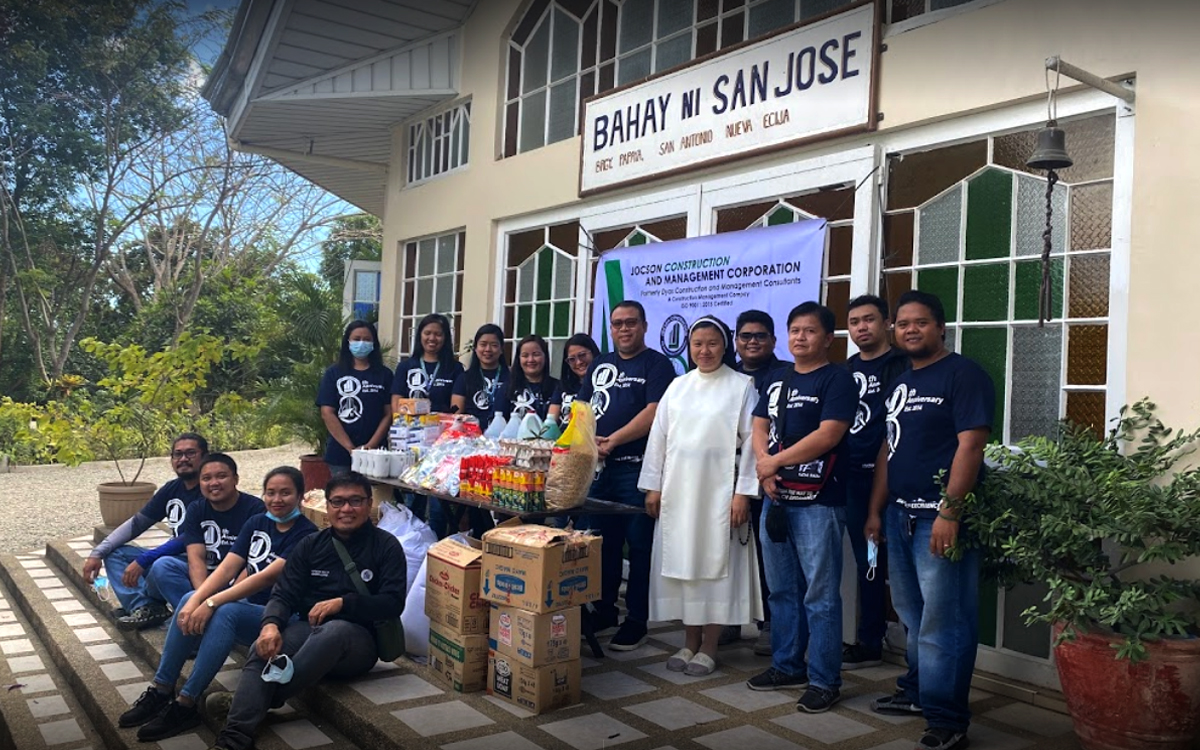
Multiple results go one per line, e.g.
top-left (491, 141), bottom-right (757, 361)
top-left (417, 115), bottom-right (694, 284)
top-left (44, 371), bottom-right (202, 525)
top-left (205, 472), bottom-right (406, 750)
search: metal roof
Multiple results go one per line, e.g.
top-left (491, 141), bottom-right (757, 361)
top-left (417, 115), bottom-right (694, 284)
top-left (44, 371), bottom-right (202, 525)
top-left (203, 0), bottom-right (474, 215)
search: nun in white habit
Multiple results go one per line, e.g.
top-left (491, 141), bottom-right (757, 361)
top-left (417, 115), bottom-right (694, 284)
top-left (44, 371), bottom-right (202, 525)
top-left (639, 315), bottom-right (763, 676)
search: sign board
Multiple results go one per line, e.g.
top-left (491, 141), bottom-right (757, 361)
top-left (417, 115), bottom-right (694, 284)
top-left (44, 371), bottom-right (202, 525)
top-left (591, 219), bottom-right (827, 372)
top-left (580, 1), bottom-right (879, 195)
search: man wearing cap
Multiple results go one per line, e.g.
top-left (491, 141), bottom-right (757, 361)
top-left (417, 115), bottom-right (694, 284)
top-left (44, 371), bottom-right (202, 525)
top-left (204, 472), bottom-right (406, 750)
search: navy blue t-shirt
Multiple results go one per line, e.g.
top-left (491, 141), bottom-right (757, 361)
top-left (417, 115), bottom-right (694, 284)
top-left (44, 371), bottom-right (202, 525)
top-left (577, 348), bottom-right (675, 461)
top-left (228, 513), bottom-right (318, 605)
top-left (736, 355), bottom-right (782, 396)
top-left (392, 357), bottom-right (463, 413)
top-left (846, 348), bottom-right (910, 472)
top-left (553, 385), bottom-right (579, 427)
top-left (451, 367), bottom-right (508, 428)
top-left (180, 492), bottom-right (264, 571)
top-left (885, 353), bottom-right (995, 518)
top-left (753, 363), bottom-right (858, 505)
top-left (503, 379), bottom-right (562, 421)
top-left (317, 364), bottom-right (394, 466)
top-left (138, 477), bottom-right (204, 538)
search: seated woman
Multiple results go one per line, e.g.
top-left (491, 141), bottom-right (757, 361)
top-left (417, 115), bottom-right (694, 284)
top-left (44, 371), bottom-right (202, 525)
top-left (117, 466), bottom-right (318, 742)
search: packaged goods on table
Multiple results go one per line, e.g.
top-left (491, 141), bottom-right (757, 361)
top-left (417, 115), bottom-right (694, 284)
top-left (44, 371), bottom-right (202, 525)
top-left (393, 397), bottom-right (431, 416)
top-left (491, 466), bottom-right (546, 512)
top-left (389, 412), bottom-right (443, 451)
top-left (458, 454), bottom-right (512, 500)
top-left (401, 415), bottom-right (500, 496)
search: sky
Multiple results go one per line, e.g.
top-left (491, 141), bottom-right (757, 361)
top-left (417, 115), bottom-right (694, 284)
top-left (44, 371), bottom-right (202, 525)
top-left (185, 0), bottom-right (242, 65)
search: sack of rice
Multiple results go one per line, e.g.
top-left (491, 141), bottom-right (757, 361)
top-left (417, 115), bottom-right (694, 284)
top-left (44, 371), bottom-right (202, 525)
top-left (544, 401), bottom-right (598, 510)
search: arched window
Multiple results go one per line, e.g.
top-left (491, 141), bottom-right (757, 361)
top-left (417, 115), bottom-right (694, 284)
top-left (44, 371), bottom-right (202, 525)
top-left (503, 0), bottom-right (857, 157)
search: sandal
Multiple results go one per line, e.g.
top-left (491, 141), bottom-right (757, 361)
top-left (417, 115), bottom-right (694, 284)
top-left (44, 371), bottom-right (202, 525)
top-left (685, 651), bottom-right (717, 676)
top-left (666, 648), bottom-right (695, 672)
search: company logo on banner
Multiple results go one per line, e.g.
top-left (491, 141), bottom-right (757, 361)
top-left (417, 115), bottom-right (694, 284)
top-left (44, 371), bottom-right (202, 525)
top-left (592, 220), bottom-right (827, 373)
top-left (580, 1), bottom-right (878, 195)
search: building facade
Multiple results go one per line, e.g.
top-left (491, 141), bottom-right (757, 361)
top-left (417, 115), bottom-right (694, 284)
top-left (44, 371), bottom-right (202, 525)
top-left (205, 0), bottom-right (1200, 691)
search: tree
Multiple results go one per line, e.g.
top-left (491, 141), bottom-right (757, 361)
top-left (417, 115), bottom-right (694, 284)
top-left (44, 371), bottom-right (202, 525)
top-left (318, 213), bottom-right (382, 289)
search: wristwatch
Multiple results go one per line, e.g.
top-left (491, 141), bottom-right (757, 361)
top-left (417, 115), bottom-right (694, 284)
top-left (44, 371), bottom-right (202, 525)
top-left (205, 598), bottom-right (217, 610)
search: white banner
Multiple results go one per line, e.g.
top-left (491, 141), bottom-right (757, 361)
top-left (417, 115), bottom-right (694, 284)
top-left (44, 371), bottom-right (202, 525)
top-left (591, 220), bottom-right (827, 373)
top-left (580, 2), bottom-right (878, 195)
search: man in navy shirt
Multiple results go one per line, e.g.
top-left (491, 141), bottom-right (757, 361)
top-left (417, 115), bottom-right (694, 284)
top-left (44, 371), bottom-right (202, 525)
top-left (84, 433), bottom-right (208, 627)
top-left (577, 300), bottom-right (675, 651)
top-left (722, 309), bottom-right (785, 654)
top-left (864, 290), bottom-right (993, 750)
top-left (842, 296), bottom-right (909, 669)
top-left (138, 453), bottom-right (263, 626)
top-left (747, 302), bottom-right (857, 715)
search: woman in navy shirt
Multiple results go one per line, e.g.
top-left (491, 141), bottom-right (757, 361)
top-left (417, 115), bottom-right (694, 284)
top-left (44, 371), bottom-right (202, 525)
top-left (451, 324), bottom-right (509, 429)
top-left (317, 320), bottom-right (393, 474)
top-left (555, 333), bottom-right (599, 426)
top-left (504, 334), bottom-right (562, 422)
top-left (392, 313), bottom-right (463, 414)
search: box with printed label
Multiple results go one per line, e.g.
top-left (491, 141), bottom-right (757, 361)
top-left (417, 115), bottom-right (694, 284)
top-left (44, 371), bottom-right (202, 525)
top-left (487, 651), bottom-right (581, 715)
top-left (425, 537), bottom-right (489, 635)
top-left (428, 620), bottom-right (488, 693)
top-left (489, 605), bottom-right (580, 667)
top-left (480, 524), bottom-right (601, 614)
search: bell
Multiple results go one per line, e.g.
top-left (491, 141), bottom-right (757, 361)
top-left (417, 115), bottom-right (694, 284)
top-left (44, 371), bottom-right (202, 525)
top-left (1026, 122), bottom-right (1073, 171)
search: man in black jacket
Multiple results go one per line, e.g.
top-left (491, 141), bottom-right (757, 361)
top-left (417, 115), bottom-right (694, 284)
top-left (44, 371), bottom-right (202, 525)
top-left (206, 472), bottom-right (405, 750)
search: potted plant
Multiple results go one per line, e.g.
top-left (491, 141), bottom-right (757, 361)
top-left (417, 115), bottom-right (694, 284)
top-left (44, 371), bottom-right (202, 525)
top-left (963, 399), bottom-right (1200, 750)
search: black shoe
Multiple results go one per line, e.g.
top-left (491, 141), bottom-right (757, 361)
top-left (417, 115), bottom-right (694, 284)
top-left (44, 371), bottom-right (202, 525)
top-left (608, 620), bottom-right (647, 651)
top-left (118, 686), bottom-right (172, 728)
top-left (872, 689), bottom-right (924, 715)
top-left (746, 666), bottom-right (809, 691)
top-left (842, 642), bottom-right (883, 670)
top-left (717, 625), bottom-right (742, 646)
top-left (917, 727), bottom-right (970, 750)
top-left (584, 605), bottom-right (619, 634)
top-left (112, 607), bottom-right (128, 619)
top-left (137, 700), bottom-right (201, 741)
top-left (797, 685), bottom-right (841, 713)
top-left (116, 604), bottom-right (170, 631)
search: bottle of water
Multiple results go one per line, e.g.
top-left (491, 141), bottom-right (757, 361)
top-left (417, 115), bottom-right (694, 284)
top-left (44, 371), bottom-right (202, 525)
top-left (484, 411), bottom-right (507, 440)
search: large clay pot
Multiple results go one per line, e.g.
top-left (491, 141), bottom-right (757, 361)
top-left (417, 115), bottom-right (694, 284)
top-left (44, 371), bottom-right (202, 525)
top-left (300, 453), bottom-right (331, 495)
top-left (1055, 623), bottom-right (1200, 750)
top-left (97, 481), bottom-right (157, 527)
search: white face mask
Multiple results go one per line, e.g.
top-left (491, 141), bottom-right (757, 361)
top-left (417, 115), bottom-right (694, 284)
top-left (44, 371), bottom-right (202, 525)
top-left (261, 654), bottom-right (294, 684)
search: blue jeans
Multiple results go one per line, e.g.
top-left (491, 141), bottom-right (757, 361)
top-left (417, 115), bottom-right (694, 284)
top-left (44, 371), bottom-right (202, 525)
top-left (104, 545), bottom-right (151, 612)
top-left (760, 500), bottom-right (845, 691)
top-left (585, 460), bottom-right (655, 626)
top-left (426, 497), bottom-right (449, 540)
top-left (887, 502), bottom-right (980, 733)
top-left (145, 556), bottom-right (194, 611)
top-left (846, 471), bottom-right (888, 652)
top-left (153, 591), bottom-right (263, 701)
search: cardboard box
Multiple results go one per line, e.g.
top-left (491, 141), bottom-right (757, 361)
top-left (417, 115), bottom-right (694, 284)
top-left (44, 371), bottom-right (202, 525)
top-left (425, 537), bottom-right (489, 635)
top-left (487, 652), bottom-right (581, 715)
top-left (489, 605), bottom-right (580, 667)
top-left (480, 524), bottom-right (601, 614)
top-left (394, 398), bottom-right (431, 415)
top-left (428, 621), bottom-right (488, 693)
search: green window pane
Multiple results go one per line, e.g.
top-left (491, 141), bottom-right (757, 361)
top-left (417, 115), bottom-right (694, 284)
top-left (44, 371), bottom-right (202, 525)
top-left (767, 205), bottom-right (795, 226)
top-left (516, 305), bottom-right (532, 337)
top-left (534, 302), bottom-right (552, 336)
top-left (553, 302), bottom-right (571, 337)
top-left (628, 231), bottom-right (648, 246)
top-left (916, 267), bottom-right (959, 322)
top-left (960, 327), bottom-right (1007, 436)
top-left (966, 168), bottom-right (1013, 260)
top-left (1014, 258), bottom-right (1064, 320)
top-left (536, 247), bottom-right (554, 299)
top-left (962, 264), bottom-right (1009, 322)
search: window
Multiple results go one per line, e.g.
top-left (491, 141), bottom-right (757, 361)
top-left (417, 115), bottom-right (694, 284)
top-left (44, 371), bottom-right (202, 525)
top-left (503, 222), bottom-right (582, 367)
top-left (714, 184), bottom-right (856, 362)
top-left (399, 232), bottom-right (465, 354)
top-left (503, 0), bottom-right (855, 157)
top-left (887, 0), bottom-right (979, 25)
top-left (407, 101), bottom-right (471, 185)
top-left (882, 112), bottom-right (1115, 442)
top-left (345, 262), bottom-right (382, 323)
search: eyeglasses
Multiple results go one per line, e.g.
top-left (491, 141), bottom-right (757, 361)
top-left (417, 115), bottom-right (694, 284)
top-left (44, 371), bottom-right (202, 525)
top-left (737, 332), bottom-right (772, 343)
top-left (565, 354), bottom-right (591, 365)
top-left (610, 318), bottom-right (642, 330)
top-left (171, 449), bottom-right (201, 460)
top-left (326, 495), bottom-right (370, 509)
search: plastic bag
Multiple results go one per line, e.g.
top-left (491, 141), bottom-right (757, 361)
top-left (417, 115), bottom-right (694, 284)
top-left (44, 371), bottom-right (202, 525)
top-left (377, 502), bottom-right (438, 592)
top-left (400, 556), bottom-right (429, 657)
top-left (544, 400), bottom-right (599, 510)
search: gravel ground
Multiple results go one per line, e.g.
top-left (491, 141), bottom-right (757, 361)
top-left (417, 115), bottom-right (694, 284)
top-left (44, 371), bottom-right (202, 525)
top-left (0, 443), bottom-right (304, 554)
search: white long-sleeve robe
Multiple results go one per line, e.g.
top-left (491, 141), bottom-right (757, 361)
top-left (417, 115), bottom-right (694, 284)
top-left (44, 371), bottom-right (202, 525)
top-left (638, 365), bottom-right (764, 626)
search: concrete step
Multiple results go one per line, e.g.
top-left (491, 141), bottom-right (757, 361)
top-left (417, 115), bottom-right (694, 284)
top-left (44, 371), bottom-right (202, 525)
top-left (0, 555), bottom-right (101, 750)
top-left (48, 537), bottom-right (534, 750)
top-left (2, 545), bottom-right (365, 750)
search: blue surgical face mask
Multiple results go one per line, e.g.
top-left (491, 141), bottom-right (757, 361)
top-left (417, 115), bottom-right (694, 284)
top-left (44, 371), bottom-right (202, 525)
top-left (349, 340), bottom-right (374, 358)
top-left (866, 538), bottom-right (879, 581)
top-left (261, 654), bottom-right (294, 684)
top-left (266, 507), bottom-right (302, 523)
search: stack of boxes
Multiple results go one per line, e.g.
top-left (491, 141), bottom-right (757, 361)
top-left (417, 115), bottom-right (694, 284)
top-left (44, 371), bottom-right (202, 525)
top-left (424, 537), bottom-right (490, 692)
top-left (480, 523), bottom-right (602, 714)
